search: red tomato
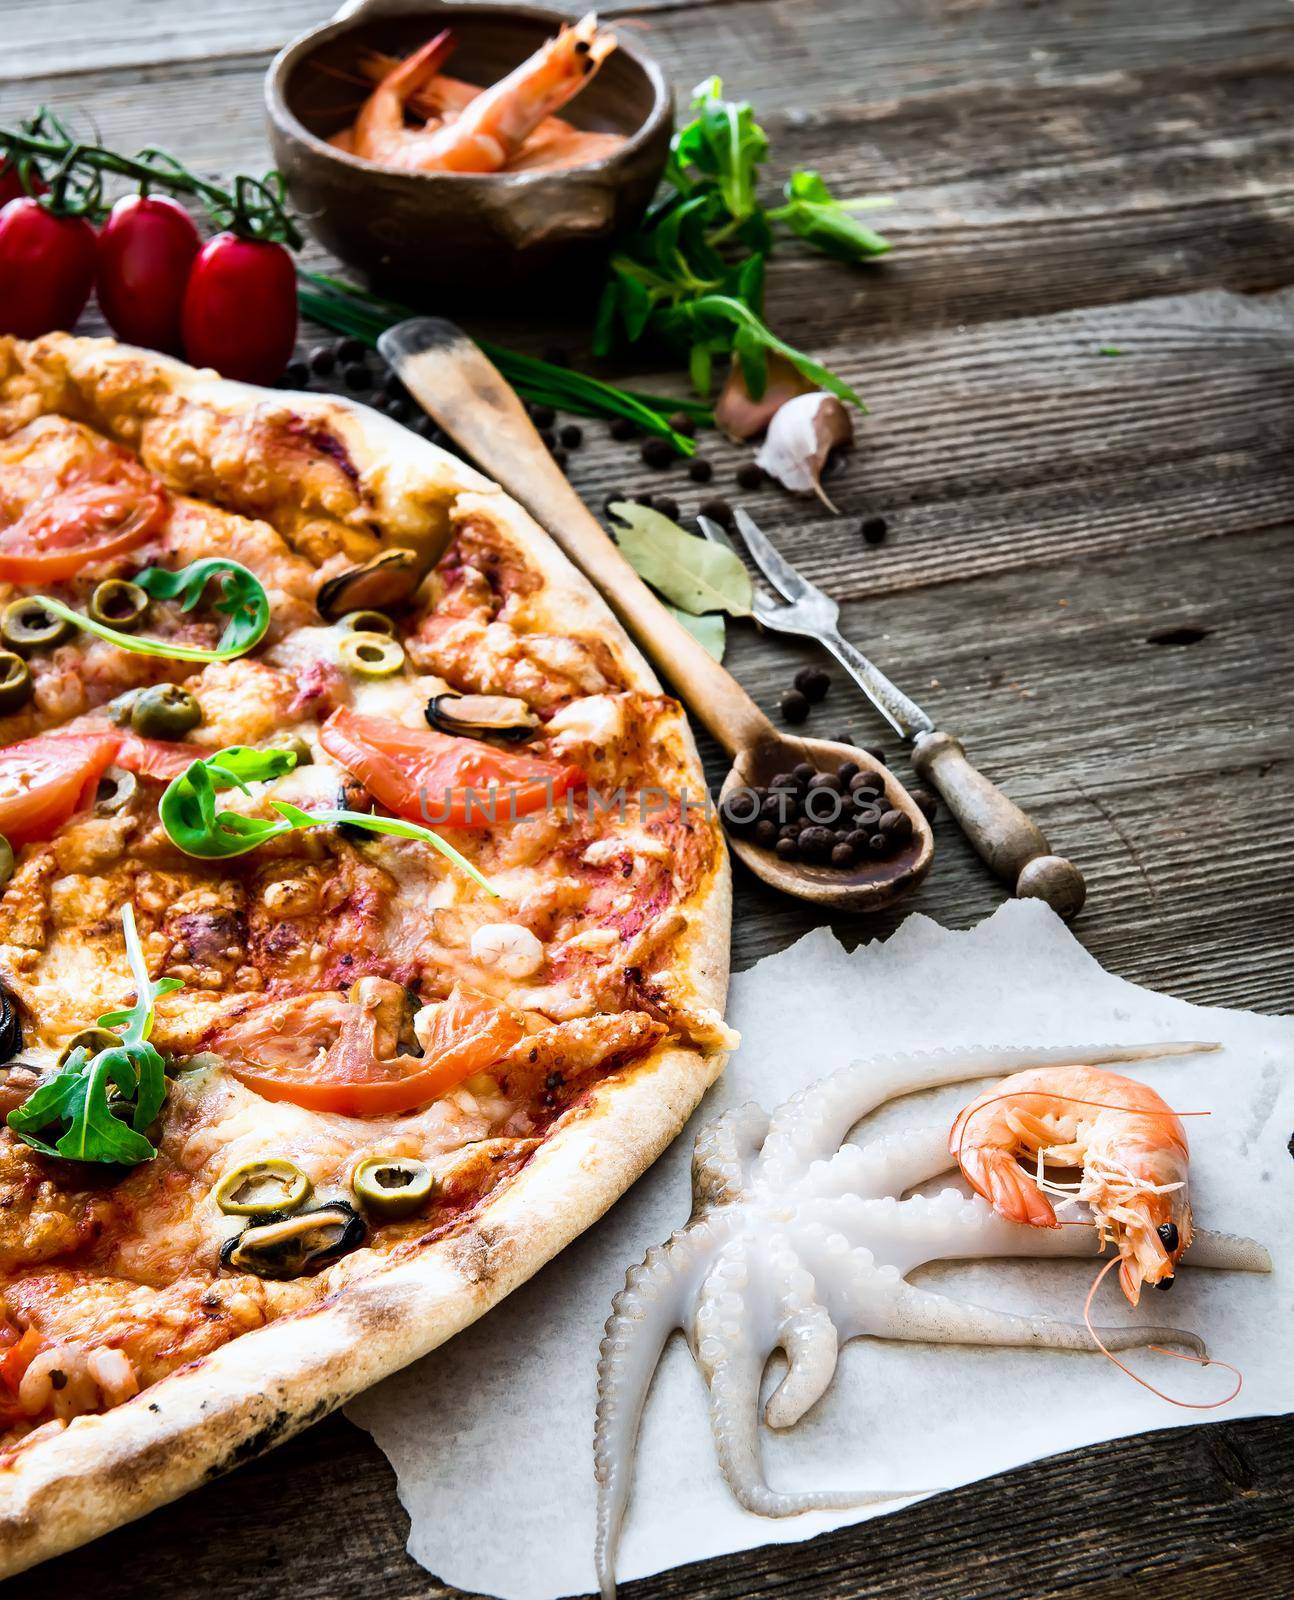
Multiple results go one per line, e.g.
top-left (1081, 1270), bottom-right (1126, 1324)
top-left (217, 984), bottom-right (524, 1116)
top-left (0, 1326), bottom-right (43, 1396)
top-left (319, 708), bottom-right (583, 829)
top-left (181, 234), bottom-right (298, 385)
top-left (0, 160), bottom-right (44, 209)
top-left (0, 198), bottom-right (97, 339)
top-left (95, 193), bottom-right (201, 354)
top-left (112, 733), bottom-right (206, 781)
top-left (0, 732), bottom-right (119, 846)
top-left (0, 450), bottom-right (167, 583)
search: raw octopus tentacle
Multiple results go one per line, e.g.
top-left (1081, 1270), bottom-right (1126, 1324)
top-left (592, 1040), bottom-right (1270, 1599)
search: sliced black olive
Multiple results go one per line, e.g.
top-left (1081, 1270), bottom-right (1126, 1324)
top-left (88, 579), bottom-right (149, 631)
top-left (0, 650), bottom-right (32, 712)
top-left (94, 766), bottom-right (138, 816)
top-left (1, 598), bottom-right (73, 655)
top-left (424, 693), bottom-right (538, 742)
top-left (0, 981), bottom-right (22, 1064)
top-left (316, 549), bottom-right (426, 622)
top-left (220, 1201), bottom-right (367, 1279)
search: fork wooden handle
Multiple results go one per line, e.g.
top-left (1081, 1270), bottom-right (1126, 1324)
top-left (912, 730), bottom-right (1086, 919)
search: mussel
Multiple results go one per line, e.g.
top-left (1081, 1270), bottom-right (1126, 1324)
top-left (424, 693), bottom-right (538, 742)
top-left (316, 548), bottom-right (426, 623)
top-left (0, 982), bottom-right (22, 1064)
top-left (220, 1201), bottom-right (367, 1280)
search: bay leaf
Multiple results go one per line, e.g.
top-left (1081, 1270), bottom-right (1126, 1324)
top-left (609, 501), bottom-right (753, 617)
top-left (664, 605), bottom-right (726, 660)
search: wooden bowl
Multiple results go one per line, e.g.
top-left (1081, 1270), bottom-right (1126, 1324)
top-left (265, 1), bottom-right (673, 303)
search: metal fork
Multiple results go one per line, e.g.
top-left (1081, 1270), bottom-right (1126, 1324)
top-left (697, 508), bottom-right (1087, 918)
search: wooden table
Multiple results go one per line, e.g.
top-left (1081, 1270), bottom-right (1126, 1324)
top-left (3, 0), bottom-right (1292, 1594)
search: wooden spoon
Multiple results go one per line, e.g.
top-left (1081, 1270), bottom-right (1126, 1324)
top-left (379, 318), bottom-right (933, 912)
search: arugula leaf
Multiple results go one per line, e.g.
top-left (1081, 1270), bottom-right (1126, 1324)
top-left (610, 501), bottom-right (753, 617)
top-left (6, 905), bottom-right (183, 1166)
top-left (33, 559), bottom-right (270, 664)
top-left (158, 747), bottom-right (497, 896)
top-left (770, 171), bottom-right (893, 262)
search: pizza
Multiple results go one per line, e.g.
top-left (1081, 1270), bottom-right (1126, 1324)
top-left (0, 333), bottom-right (732, 1573)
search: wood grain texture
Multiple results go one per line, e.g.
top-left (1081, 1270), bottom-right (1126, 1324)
top-left (2, 0), bottom-right (1292, 1595)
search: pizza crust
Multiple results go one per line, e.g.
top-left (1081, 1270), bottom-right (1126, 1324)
top-left (0, 336), bottom-right (732, 1574)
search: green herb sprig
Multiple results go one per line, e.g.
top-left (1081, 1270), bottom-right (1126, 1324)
top-left (35, 559), bottom-right (270, 663)
top-left (7, 905), bottom-right (183, 1165)
top-left (158, 746), bottom-right (497, 895)
top-left (297, 273), bottom-right (709, 454)
top-left (593, 78), bottom-right (891, 406)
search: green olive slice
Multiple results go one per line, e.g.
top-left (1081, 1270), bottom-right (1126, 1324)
top-left (338, 631), bottom-right (405, 680)
top-left (263, 731), bottom-right (313, 767)
top-left (1, 598), bottom-right (73, 655)
top-left (56, 1027), bottom-right (122, 1069)
top-left (88, 579), bottom-right (149, 631)
top-left (0, 834), bottom-right (13, 891)
top-left (94, 765), bottom-right (138, 816)
top-left (337, 609), bottom-right (397, 638)
top-left (130, 682), bottom-right (202, 739)
top-left (352, 1156), bottom-right (436, 1218)
top-left (214, 1158), bottom-right (312, 1217)
top-left (0, 650), bottom-right (32, 713)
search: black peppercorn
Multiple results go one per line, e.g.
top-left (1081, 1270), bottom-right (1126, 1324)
top-left (641, 437), bottom-right (674, 469)
top-left (798, 825), bottom-right (835, 862)
top-left (837, 760), bottom-right (860, 786)
top-left (688, 457), bottom-right (713, 484)
top-left (753, 818), bottom-right (778, 847)
top-left (283, 358), bottom-right (309, 387)
top-left (808, 771), bottom-right (843, 792)
top-left (530, 403), bottom-right (556, 429)
top-left (602, 491), bottom-right (627, 516)
top-left (559, 423), bottom-right (583, 448)
top-left (698, 497), bottom-right (734, 527)
top-left (780, 688), bottom-right (810, 724)
top-left (861, 515), bottom-right (888, 545)
top-left (864, 746), bottom-right (887, 765)
top-left (538, 427), bottom-right (557, 449)
top-left (880, 809), bottom-right (913, 842)
top-left (338, 337), bottom-right (367, 363)
top-left (831, 841), bottom-right (856, 867)
top-left (868, 833), bottom-right (891, 855)
top-left (792, 762), bottom-right (816, 783)
top-left (383, 371), bottom-right (407, 399)
top-left (342, 361), bottom-right (371, 392)
top-left (633, 493), bottom-right (655, 509)
top-left (769, 771), bottom-right (798, 790)
top-left (309, 345), bottom-right (336, 377)
top-left (775, 836), bottom-right (799, 860)
top-left (668, 411), bottom-right (696, 436)
top-left (609, 416), bottom-right (637, 441)
top-left (550, 447), bottom-right (568, 470)
top-left (910, 787), bottom-right (939, 820)
top-left (653, 496), bottom-right (680, 522)
top-left (793, 665), bottom-right (831, 702)
top-left (736, 461), bottom-right (766, 491)
top-left (387, 399), bottom-right (411, 424)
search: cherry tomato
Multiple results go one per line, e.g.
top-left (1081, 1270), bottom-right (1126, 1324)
top-left (0, 198), bottom-right (97, 339)
top-left (0, 448), bottom-right (167, 583)
top-left (0, 160), bottom-right (44, 210)
top-left (0, 732), bottom-right (119, 845)
top-left (181, 233), bottom-right (298, 385)
top-left (95, 193), bottom-right (201, 354)
top-left (217, 984), bottom-right (524, 1115)
top-left (319, 708), bottom-right (583, 830)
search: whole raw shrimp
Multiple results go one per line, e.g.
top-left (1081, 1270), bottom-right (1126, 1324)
top-left (950, 1064), bottom-right (1192, 1305)
top-left (379, 13), bottom-right (616, 174)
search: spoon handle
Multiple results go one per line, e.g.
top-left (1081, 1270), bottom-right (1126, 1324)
top-left (911, 730), bottom-right (1087, 919)
top-left (380, 319), bottom-right (771, 761)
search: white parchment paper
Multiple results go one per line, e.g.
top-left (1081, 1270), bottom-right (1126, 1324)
top-left (347, 902), bottom-right (1294, 1599)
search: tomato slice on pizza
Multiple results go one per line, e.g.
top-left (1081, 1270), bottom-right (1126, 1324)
top-left (0, 731), bottom-right (119, 844)
top-left (319, 707), bottom-right (583, 828)
top-left (0, 450), bottom-right (167, 582)
top-left (213, 982), bottom-right (525, 1116)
